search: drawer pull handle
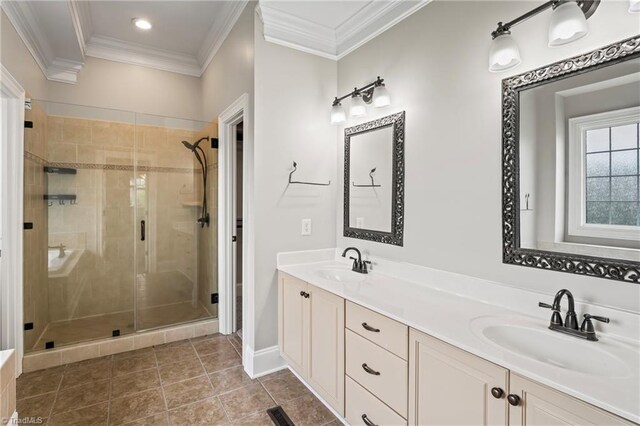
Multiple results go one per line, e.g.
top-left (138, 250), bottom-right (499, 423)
top-left (362, 322), bottom-right (380, 333)
top-left (507, 394), bottom-right (521, 406)
top-left (361, 414), bottom-right (377, 426)
top-left (362, 363), bottom-right (381, 376)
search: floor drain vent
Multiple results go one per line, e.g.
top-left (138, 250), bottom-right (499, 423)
top-left (267, 406), bottom-right (294, 426)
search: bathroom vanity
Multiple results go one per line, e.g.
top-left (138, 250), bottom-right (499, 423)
top-left (277, 249), bottom-right (639, 426)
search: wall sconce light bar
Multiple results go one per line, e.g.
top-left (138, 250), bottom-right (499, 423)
top-left (332, 76), bottom-right (385, 107)
top-left (331, 76), bottom-right (390, 123)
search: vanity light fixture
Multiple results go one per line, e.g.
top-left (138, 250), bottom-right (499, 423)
top-left (630, 0), bottom-right (640, 13)
top-left (132, 18), bottom-right (152, 30)
top-left (488, 0), bottom-right (600, 72)
top-left (330, 77), bottom-right (390, 124)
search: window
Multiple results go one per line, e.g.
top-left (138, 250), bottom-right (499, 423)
top-left (568, 107), bottom-right (640, 242)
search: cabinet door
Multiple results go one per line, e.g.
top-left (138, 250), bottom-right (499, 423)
top-left (409, 328), bottom-right (508, 426)
top-left (278, 273), bottom-right (308, 375)
top-left (509, 373), bottom-right (635, 426)
top-left (307, 285), bottom-right (345, 416)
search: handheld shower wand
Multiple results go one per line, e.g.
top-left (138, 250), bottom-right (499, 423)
top-left (182, 137), bottom-right (210, 227)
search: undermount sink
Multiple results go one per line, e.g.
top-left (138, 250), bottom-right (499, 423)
top-left (316, 267), bottom-right (368, 283)
top-left (472, 316), bottom-right (638, 378)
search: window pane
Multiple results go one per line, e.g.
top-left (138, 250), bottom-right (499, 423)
top-left (586, 202), bottom-right (610, 224)
top-left (611, 123), bottom-right (638, 150)
top-left (611, 176), bottom-right (638, 201)
top-left (586, 177), bottom-right (610, 201)
top-left (586, 128), bottom-right (609, 152)
top-left (610, 202), bottom-right (639, 226)
top-left (611, 149), bottom-right (638, 176)
top-left (586, 152), bottom-right (610, 177)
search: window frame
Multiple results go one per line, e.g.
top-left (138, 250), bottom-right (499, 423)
top-left (567, 106), bottom-right (640, 242)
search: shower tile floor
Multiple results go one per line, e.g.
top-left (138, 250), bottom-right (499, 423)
top-left (17, 334), bottom-right (339, 425)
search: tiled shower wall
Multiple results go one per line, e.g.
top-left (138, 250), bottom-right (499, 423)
top-left (23, 102), bottom-right (49, 351)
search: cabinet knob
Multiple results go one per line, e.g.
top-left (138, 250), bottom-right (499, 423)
top-left (304, 292), bottom-right (310, 298)
top-left (361, 414), bottom-right (377, 426)
top-left (507, 394), bottom-right (521, 406)
top-left (300, 291), bottom-right (305, 297)
top-left (491, 387), bottom-right (504, 399)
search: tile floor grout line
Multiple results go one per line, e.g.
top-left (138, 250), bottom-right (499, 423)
top-left (215, 395), bottom-right (234, 425)
top-left (43, 363), bottom-right (66, 422)
top-left (154, 344), bottom-right (171, 422)
top-left (106, 360), bottom-right (114, 426)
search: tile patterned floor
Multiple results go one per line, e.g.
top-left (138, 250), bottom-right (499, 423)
top-left (16, 334), bottom-right (338, 425)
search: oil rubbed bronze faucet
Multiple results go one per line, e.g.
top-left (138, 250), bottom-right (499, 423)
top-left (341, 247), bottom-right (371, 274)
top-left (539, 289), bottom-right (610, 341)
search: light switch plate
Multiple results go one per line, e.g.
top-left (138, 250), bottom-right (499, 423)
top-left (301, 218), bottom-right (312, 236)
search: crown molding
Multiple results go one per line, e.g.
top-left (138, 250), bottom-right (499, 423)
top-left (258, 0), bottom-right (431, 61)
top-left (68, 0), bottom-right (93, 56)
top-left (257, 4), bottom-right (337, 60)
top-left (335, 0), bottom-right (431, 59)
top-left (198, 0), bottom-right (249, 74)
top-left (85, 35), bottom-right (201, 77)
top-left (1, 1), bottom-right (84, 84)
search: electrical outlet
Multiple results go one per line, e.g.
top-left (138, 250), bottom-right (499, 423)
top-left (356, 217), bottom-right (365, 228)
top-left (301, 218), bottom-right (312, 236)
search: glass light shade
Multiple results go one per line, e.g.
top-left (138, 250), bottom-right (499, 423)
top-left (488, 33), bottom-right (521, 72)
top-left (373, 85), bottom-right (391, 108)
top-left (548, 1), bottom-right (588, 47)
top-left (330, 103), bottom-right (346, 124)
top-left (630, 0), bottom-right (640, 13)
top-left (132, 18), bottom-right (152, 30)
top-left (350, 94), bottom-right (367, 117)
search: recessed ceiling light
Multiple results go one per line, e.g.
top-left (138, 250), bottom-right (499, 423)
top-left (132, 18), bottom-right (152, 30)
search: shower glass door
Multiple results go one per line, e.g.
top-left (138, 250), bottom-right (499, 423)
top-left (133, 113), bottom-right (216, 331)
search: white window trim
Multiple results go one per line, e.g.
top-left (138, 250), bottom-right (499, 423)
top-left (567, 106), bottom-right (640, 242)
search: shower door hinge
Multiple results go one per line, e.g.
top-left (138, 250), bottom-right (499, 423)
top-left (211, 293), bottom-right (219, 304)
top-left (24, 121), bottom-right (33, 128)
top-left (24, 222), bottom-right (33, 230)
top-left (24, 322), bottom-right (34, 330)
top-left (45, 341), bottom-right (54, 349)
top-left (112, 329), bottom-right (120, 337)
top-left (25, 98), bottom-right (31, 110)
top-left (211, 138), bottom-right (219, 149)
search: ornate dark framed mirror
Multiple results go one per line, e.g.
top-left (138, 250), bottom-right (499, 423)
top-left (344, 111), bottom-right (405, 246)
top-left (502, 36), bottom-right (640, 283)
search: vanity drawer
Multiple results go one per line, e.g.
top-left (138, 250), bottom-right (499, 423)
top-left (346, 376), bottom-right (407, 426)
top-left (346, 301), bottom-right (408, 360)
top-left (346, 329), bottom-right (408, 418)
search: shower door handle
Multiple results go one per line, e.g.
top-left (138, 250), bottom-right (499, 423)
top-left (141, 220), bottom-right (146, 241)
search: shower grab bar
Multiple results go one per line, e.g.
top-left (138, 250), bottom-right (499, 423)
top-left (141, 220), bottom-right (146, 241)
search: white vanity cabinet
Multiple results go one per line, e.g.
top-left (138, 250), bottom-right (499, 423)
top-left (508, 374), bottom-right (635, 426)
top-left (409, 328), bottom-right (509, 425)
top-left (278, 272), bottom-right (345, 415)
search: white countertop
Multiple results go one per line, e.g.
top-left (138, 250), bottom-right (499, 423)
top-left (277, 249), bottom-right (640, 423)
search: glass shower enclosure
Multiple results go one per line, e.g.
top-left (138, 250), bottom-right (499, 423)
top-left (23, 101), bottom-right (217, 352)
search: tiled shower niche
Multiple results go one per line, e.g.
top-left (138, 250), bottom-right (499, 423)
top-left (23, 101), bottom-right (219, 352)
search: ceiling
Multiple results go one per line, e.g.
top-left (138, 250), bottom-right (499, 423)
top-left (1, 0), bottom-right (429, 85)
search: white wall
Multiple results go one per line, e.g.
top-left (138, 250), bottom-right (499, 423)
top-left (253, 15), bottom-right (338, 350)
top-left (201, 2), bottom-right (255, 121)
top-left (336, 0), bottom-right (640, 312)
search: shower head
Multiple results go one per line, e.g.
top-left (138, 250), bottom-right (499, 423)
top-left (181, 140), bottom-right (195, 151)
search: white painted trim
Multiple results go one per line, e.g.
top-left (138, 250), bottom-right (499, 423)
top-left (0, 65), bottom-right (25, 376)
top-left (1, 1), bottom-right (84, 84)
top-left (567, 107), bottom-right (640, 242)
top-left (198, 0), bottom-right (250, 75)
top-left (257, 0), bottom-right (432, 61)
top-left (85, 35), bottom-right (201, 77)
top-left (244, 344), bottom-right (286, 379)
top-left (218, 94), bottom-right (254, 379)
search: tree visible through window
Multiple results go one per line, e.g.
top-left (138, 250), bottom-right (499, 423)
top-left (585, 123), bottom-right (640, 227)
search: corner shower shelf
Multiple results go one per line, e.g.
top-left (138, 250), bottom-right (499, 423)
top-left (181, 201), bottom-right (203, 207)
top-left (44, 194), bottom-right (77, 205)
top-left (44, 166), bottom-right (77, 175)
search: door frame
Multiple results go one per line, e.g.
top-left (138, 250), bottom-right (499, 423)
top-left (0, 65), bottom-right (25, 375)
top-left (218, 93), bottom-right (253, 367)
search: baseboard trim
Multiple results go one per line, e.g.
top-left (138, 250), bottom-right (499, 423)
top-left (244, 344), bottom-right (286, 379)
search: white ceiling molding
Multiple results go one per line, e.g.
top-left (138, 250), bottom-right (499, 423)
top-left (85, 34), bottom-right (202, 77)
top-left (258, 0), bottom-right (431, 60)
top-left (198, 0), bottom-right (250, 74)
top-left (257, 4), bottom-right (337, 60)
top-left (2, 0), bottom-right (248, 81)
top-left (1, 1), bottom-right (84, 84)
